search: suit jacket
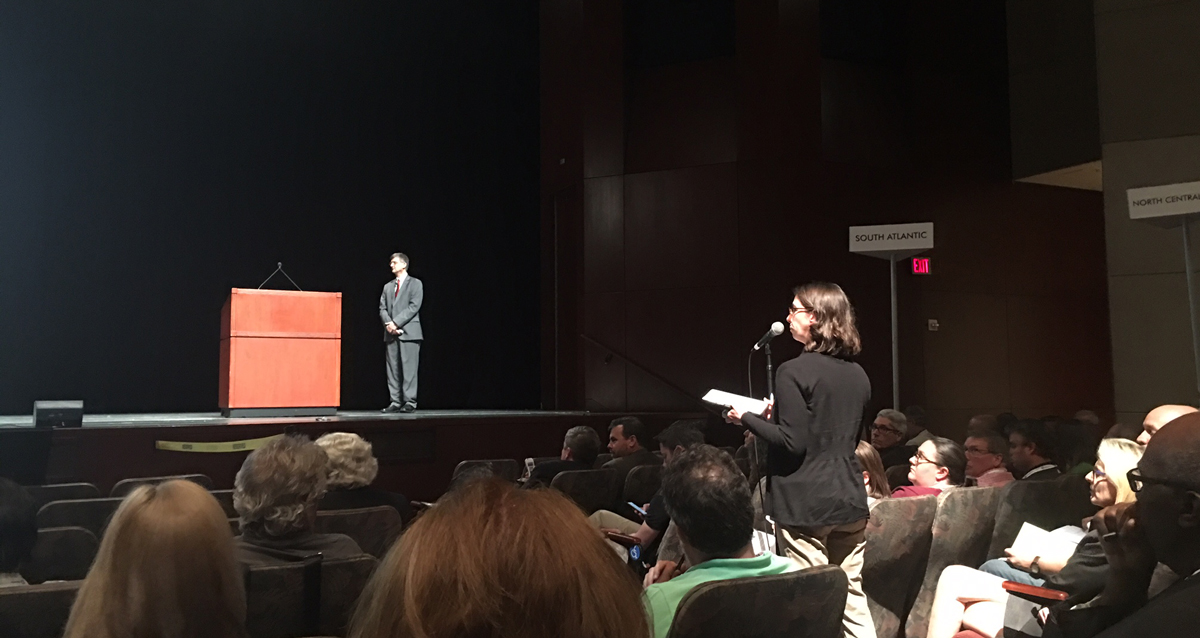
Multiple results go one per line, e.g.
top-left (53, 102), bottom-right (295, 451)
top-left (741, 351), bottom-right (872, 528)
top-left (379, 275), bottom-right (423, 342)
top-left (523, 459), bottom-right (590, 489)
top-left (1050, 572), bottom-right (1200, 638)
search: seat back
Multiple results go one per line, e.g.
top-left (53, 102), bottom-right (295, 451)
top-left (211, 489), bottom-right (238, 518)
top-left (0, 580), bottom-right (82, 638)
top-left (245, 555), bottom-right (378, 638)
top-left (314, 506), bottom-right (404, 558)
top-left (24, 483), bottom-right (100, 510)
top-left (452, 459), bottom-right (521, 483)
top-left (594, 453), bottom-right (613, 468)
top-left (666, 565), bottom-right (848, 638)
top-left (905, 487), bottom-right (1002, 638)
top-left (549, 469), bottom-right (620, 514)
top-left (36, 498), bottom-right (124, 537)
top-left (21, 526), bottom-right (99, 584)
top-left (110, 473), bottom-right (214, 497)
top-left (863, 495), bottom-right (938, 638)
top-left (887, 465), bottom-right (912, 490)
top-left (623, 464), bottom-right (663, 506)
top-left (987, 475), bottom-right (1096, 559)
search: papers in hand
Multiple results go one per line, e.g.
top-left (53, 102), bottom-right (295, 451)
top-left (1010, 522), bottom-right (1085, 557)
top-left (703, 389), bottom-right (769, 416)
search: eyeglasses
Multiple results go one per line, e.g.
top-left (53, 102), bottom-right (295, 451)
top-left (912, 450), bottom-right (941, 467)
top-left (1091, 467), bottom-right (1107, 480)
top-left (870, 424), bottom-right (904, 436)
top-left (1127, 467), bottom-right (1200, 493)
top-left (964, 446), bottom-right (994, 456)
top-left (788, 305), bottom-right (811, 316)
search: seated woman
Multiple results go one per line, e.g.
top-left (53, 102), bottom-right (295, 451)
top-left (315, 432), bottom-right (414, 525)
top-left (0, 478), bottom-right (37, 587)
top-left (925, 438), bottom-right (1144, 638)
top-left (892, 437), bottom-right (966, 498)
top-left (349, 476), bottom-right (648, 638)
top-left (63, 480), bottom-right (247, 638)
top-left (233, 434), bottom-right (364, 565)
top-left (855, 440), bottom-right (891, 507)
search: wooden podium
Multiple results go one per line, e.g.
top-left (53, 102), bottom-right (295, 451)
top-left (219, 289), bottom-right (341, 417)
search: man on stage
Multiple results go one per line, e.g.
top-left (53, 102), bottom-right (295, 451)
top-left (379, 252), bottom-right (423, 413)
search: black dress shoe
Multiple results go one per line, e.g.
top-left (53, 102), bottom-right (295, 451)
top-left (400, 403), bottom-right (417, 413)
top-left (382, 404), bottom-right (403, 413)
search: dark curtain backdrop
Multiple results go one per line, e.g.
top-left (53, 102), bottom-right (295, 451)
top-left (0, 1), bottom-right (540, 413)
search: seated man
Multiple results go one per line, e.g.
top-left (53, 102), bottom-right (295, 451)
top-left (1049, 412), bottom-right (1200, 637)
top-left (589, 421), bottom-right (704, 549)
top-left (965, 430), bottom-right (1014, 487)
top-left (893, 437), bottom-right (967, 497)
top-left (315, 431), bottom-right (414, 526)
top-left (0, 478), bottom-right (37, 587)
top-left (602, 416), bottom-right (662, 490)
top-left (233, 434), bottom-right (365, 566)
top-left (643, 444), bottom-right (798, 638)
top-left (523, 425), bottom-right (601, 488)
top-left (872, 409), bottom-right (917, 469)
top-left (1009, 419), bottom-right (1061, 480)
top-left (1137, 404), bottom-right (1198, 445)
top-left (904, 405), bottom-right (933, 446)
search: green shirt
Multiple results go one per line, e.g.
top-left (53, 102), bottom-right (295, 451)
top-left (643, 552), bottom-right (800, 638)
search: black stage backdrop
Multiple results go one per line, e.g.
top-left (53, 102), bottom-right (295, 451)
top-left (0, 1), bottom-right (540, 413)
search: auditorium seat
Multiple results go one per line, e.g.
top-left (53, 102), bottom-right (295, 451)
top-left (245, 555), bottom-right (378, 638)
top-left (987, 475), bottom-right (1096, 560)
top-left (0, 580), bottom-right (81, 638)
top-left (20, 526), bottom-right (99, 584)
top-left (666, 564), bottom-right (848, 638)
top-left (734, 457), bottom-right (751, 478)
top-left (314, 506), bottom-right (404, 559)
top-left (109, 473), bottom-right (214, 497)
top-left (24, 483), bottom-right (100, 510)
top-left (594, 453), bottom-right (613, 468)
top-left (532, 455), bottom-right (559, 467)
top-left (211, 489), bottom-right (238, 518)
top-left (549, 469), bottom-right (620, 514)
top-left (622, 464), bottom-right (663, 519)
top-left (36, 497), bottom-right (124, 537)
top-left (863, 495), bottom-right (938, 638)
top-left (904, 487), bottom-right (1002, 638)
top-left (451, 459), bottom-right (521, 483)
top-left (887, 465), bottom-right (912, 490)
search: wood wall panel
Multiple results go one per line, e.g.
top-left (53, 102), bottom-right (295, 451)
top-left (583, 176), bottom-right (624, 294)
top-left (1006, 293), bottom-right (1114, 415)
top-left (581, 0), bottom-right (624, 177)
top-left (625, 59), bottom-right (739, 174)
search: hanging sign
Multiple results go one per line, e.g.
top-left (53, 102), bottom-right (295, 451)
top-left (1127, 181), bottom-right (1200, 220)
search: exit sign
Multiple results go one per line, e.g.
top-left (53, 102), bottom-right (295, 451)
top-left (911, 257), bottom-right (931, 274)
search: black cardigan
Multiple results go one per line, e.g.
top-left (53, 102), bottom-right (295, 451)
top-left (741, 351), bottom-right (871, 528)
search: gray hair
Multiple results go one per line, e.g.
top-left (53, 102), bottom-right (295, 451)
top-left (315, 432), bottom-right (379, 489)
top-left (876, 409), bottom-right (907, 430)
top-left (233, 435), bottom-right (328, 538)
top-left (563, 426), bottom-right (601, 467)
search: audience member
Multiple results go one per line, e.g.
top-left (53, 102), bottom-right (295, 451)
top-left (524, 425), bottom-right (601, 488)
top-left (926, 438), bottom-right (1144, 638)
top-left (1010, 419), bottom-right (1061, 480)
top-left (233, 434), bottom-right (364, 565)
top-left (1137, 404), bottom-right (1198, 445)
top-left (0, 478), bottom-right (36, 588)
top-left (62, 480), bottom-right (246, 638)
top-left (904, 405), bottom-right (933, 446)
top-left (642, 446), bottom-right (798, 638)
top-left (348, 477), bottom-right (648, 638)
top-left (1106, 421), bottom-right (1144, 442)
top-left (1049, 412), bottom-right (1200, 637)
top-left (1075, 410), bottom-right (1101, 428)
top-left (964, 430), bottom-right (1014, 488)
top-left (968, 413), bottom-right (1001, 437)
top-left (893, 437), bottom-right (966, 497)
top-left (856, 440), bottom-right (891, 506)
top-left (872, 408), bottom-right (917, 469)
top-left (589, 421), bottom-right (704, 548)
top-left (315, 431), bottom-right (414, 525)
top-left (997, 412), bottom-right (1020, 434)
top-left (602, 416), bottom-right (663, 489)
top-left (1059, 418), bottom-right (1102, 476)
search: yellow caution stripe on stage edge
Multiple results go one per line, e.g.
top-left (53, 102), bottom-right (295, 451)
top-left (155, 434), bottom-right (283, 453)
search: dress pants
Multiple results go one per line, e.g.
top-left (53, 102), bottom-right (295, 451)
top-left (385, 339), bottom-right (420, 406)
top-left (777, 518), bottom-right (876, 638)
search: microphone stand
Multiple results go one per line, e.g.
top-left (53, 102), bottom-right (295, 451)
top-left (764, 342), bottom-right (775, 402)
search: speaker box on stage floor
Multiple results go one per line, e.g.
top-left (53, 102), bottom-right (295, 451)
top-left (34, 401), bottom-right (84, 428)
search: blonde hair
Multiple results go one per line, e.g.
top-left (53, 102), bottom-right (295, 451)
top-left (316, 432), bottom-right (379, 488)
top-left (349, 478), bottom-right (649, 638)
top-left (63, 480), bottom-right (246, 638)
top-left (234, 434), bottom-right (327, 537)
top-left (1096, 438), bottom-right (1144, 505)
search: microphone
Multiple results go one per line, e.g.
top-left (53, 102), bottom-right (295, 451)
top-left (753, 321), bottom-right (785, 351)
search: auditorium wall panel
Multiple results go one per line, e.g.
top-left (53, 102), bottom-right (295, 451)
top-left (624, 60), bottom-right (739, 175)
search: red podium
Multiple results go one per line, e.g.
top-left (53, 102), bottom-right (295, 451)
top-left (219, 289), bottom-right (342, 417)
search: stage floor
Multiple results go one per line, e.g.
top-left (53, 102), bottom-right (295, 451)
top-left (0, 409), bottom-right (587, 429)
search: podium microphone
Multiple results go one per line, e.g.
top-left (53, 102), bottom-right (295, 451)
top-left (753, 322), bottom-right (785, 351)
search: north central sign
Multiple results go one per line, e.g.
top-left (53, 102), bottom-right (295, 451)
top-left (1127, 180), bottom-right (1200, 220)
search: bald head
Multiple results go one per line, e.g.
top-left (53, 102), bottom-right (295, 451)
top-left (1137, 412), bottom-right (1200, 574)
top-left (1142, 413), bottom-right (1200, 476)
top-left (1140, 405), bottom-right (1199, 445)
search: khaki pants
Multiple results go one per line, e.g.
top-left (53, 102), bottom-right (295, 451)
top-left (588, 510), bottom-right (641, 535)
top-left (777, 518), bottom-right (876, 638)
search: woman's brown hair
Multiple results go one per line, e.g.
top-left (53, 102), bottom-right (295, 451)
top-left (349, 477), bottom-right (649, 638)
top-left (63, 480), bottom-right (246, 638)
top-left (856, 440), bottom-right (891, 500)
top-left (794, 281), bottom-right (862, 357)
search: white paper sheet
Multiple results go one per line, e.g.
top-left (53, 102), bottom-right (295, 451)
top-left (702, 389), bottom-right (769, 416)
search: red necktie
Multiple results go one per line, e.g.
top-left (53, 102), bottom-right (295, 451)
top-left (394, 279), bottom-right (400, 299)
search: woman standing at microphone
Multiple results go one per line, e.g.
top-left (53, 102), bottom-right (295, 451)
top-left (727, 282), bottom-right (875, 638)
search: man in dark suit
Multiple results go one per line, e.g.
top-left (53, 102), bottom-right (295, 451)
top-left (602, 416), bottom-right (662, 490)
top-left (379, 252), bottom-right (423, 413)
top-left (1049, 412), bottom-right (1200, 637)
